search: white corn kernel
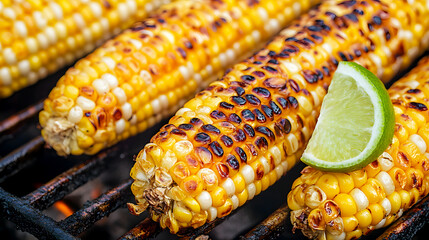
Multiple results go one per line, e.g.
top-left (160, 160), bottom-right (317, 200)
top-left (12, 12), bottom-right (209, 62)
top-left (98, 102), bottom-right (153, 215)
top-left (207, 207), bottom-right (217, 221)
top-left (378, 152), bottom-right (394, 171)
top-left (174, 140), bottom-right (193, 156)
top-left (45, 27), bottom-right (57, 45)
top-left (25, 37), bottom-right (38, 54)
top-left (129, 39), bottom-right (142, 49)
top-left (286, 134), bottom-right (299, 154)
top-left (350, 188), bottom-right (369, 211)
top-left (73, 13), bottom-right (86, 29)
top-left (251, 30), bottom-right (261, 42)
top-left (374, 218), bottom-right (386, 229)
top-left (113, 87), bottom-right (127, 105)
top-left (274, 165), bottom-right (283, 180)
top-left (101, 73), bottom-right (118, 88)
top-left (102, 57), bottom-right (116, 70)
top-left (240, 165), bottom-right (255, 185)
top-left (151, 99), bottom-right (161, 114)
top-left (130, 114), bottom-right (137, 125)
top-left (409, 134), bottom-right (427, 154)
top-left (36, 33), bottom-right (49, 49)
top-left (92, 79), bottom-right (110, 95)
top-left (54, 22), bottom-right (67, 39)
top-left (196, 191), bottom-right (212, 210)
top-left (0, 67), bottom-right (12, 85)
top-left (118, 3), bottom-right (129, 21)
top-left (375, 171), bottom-right (395, 195)
top-left (179, 66), bottom-right (190, 80)
top-left (159, 95), bottom-right (169, 110)
top-left (247, 183), bottom-right (256, 200)
top-left (18, 60), bottom-right (31, 75)
top-left (269, 146), bottom-right (282, 166)
top-left (380, 198), bottom-right (391, 216)
top-left (281, 160), bottom-right (288, 174)
top-left (77, 96), bottom-right (95, 111)
top-left (3, 48), bottom-right (16, 65)
top-left (14, 21), bottom-right (27, 37)
top-left (115, 119), bottom-right (126, 134)
top-left (89, 2), bottom-right (102, 18)
top-left (176, 107), bottom-right (191, 116)
top-left (231, 195), bottom-right (239, 210)
top-left (222, 178), bottom-right (236, 197)
top-left (49, 2), bottom-right (63, 20)
top-left (259, 156), bottom-right (271, 175)
top-left (27, 72), bottom-right (38, 84)
top-left (68, 106), bottom-right (83, 123)
top-left (33, 11), bottom-right (47, 29)
top-left (121, 103), bottom-right (133, 120)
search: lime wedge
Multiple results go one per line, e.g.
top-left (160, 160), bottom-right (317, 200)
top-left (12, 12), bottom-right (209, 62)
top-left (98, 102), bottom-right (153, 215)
top-left (301, 61), bottom-right (395, 172)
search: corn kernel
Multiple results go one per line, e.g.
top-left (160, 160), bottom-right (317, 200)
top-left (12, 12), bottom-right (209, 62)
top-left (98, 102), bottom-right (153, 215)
top-left (316, 174), bottom-right (340, 199)
top-left (334, 193), bottom-right (357, 217)
top-left (355, 209), bottom-right (372, 228)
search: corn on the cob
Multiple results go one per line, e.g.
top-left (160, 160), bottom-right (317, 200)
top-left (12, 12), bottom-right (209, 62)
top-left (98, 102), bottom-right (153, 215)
top-left (0, 0), bottom-right (172, 98)
top-left (39, 0), bottom-right (320, 156)
top-left (128, 0), bottom-right (429, 234)
top-left (288, 56), bottom-right (429, 240)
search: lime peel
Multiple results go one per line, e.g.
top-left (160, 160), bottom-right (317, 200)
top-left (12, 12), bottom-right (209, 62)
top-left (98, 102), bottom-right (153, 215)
top-left (301, 61), bottom-right (395, 172)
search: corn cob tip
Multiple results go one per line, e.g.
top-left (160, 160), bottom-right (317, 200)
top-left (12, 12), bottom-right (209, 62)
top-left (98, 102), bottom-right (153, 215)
top-left (41, 117), bottom-right (76, 156)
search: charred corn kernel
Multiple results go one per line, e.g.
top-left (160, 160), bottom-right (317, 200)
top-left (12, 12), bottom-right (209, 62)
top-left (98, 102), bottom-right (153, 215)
top-left (333, 194), bottom-right (357, 217)
top-left (41, 0), bottom-right (318, 156)
top-left (0, 0), bottom-right (171, 98)
top-left (130, 0), bottom-right (429, 234)
top-left (216, 198), bottom-right (233, 218)
top-left (316, 174), bottom-right (340, 200)
top-left (289, 56), bottom-right (429, 239)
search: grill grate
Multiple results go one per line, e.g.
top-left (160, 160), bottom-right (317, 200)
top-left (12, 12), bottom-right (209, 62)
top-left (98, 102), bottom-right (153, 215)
top-left (0, 63), bottom-right (429, 240)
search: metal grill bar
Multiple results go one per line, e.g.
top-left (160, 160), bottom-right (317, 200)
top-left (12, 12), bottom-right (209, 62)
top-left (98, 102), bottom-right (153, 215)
top-left (0, 136), bottom-right (44, 183)
top-left (22, 150), bottom-right (111, 210)
top-left (240, 205), bottom-right (290, 240)
top-left (118, 218), bottom-right (161, 240)
top-left (60, 179), bottom-right (134, 235)
top-left (0, 101), bottom-right (43, 135)
top-left (0, 187), bottom-right (76, 240)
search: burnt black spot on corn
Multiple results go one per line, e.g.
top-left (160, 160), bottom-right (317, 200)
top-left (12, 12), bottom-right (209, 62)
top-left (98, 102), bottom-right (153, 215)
top-left (129, 0), bottom-right (429, 234)
top-left (288, 56), bottom-right (429, 240)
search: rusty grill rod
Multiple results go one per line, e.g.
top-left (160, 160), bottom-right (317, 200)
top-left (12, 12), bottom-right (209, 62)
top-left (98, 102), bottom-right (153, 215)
top-left (240, 205), bottom-right (290, 240)
top-left (118, 217), bottom-right (161, 240)
top-left (0, 100), bottom-right (43, 135)
top-left (21, 149), bottom-right (112, 210)
top-left (60, 178), bottom-right (134, 236)
top-left (0, 187), bottom-right (76, 240)
top-left (0, 136), bottom-right (44, 183)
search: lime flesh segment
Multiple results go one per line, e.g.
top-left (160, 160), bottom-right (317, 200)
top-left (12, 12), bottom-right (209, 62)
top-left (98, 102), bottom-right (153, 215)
top-left (301, 61), bottom-right (395, 172)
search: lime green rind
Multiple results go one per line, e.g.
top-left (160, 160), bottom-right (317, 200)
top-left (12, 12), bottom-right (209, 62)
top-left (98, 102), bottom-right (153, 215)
top-left (301, 61), bottom-right (395, 172)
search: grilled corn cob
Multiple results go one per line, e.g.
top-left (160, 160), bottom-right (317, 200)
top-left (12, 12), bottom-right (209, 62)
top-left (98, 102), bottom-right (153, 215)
top-left (288, 56), bottom-right (429, 240)
top-left (128, 0), bottom-right (429, 234)
top-left (39, 0), bottom-right (320, 156)
top-left (0, 0), bottom-right (171, 98)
